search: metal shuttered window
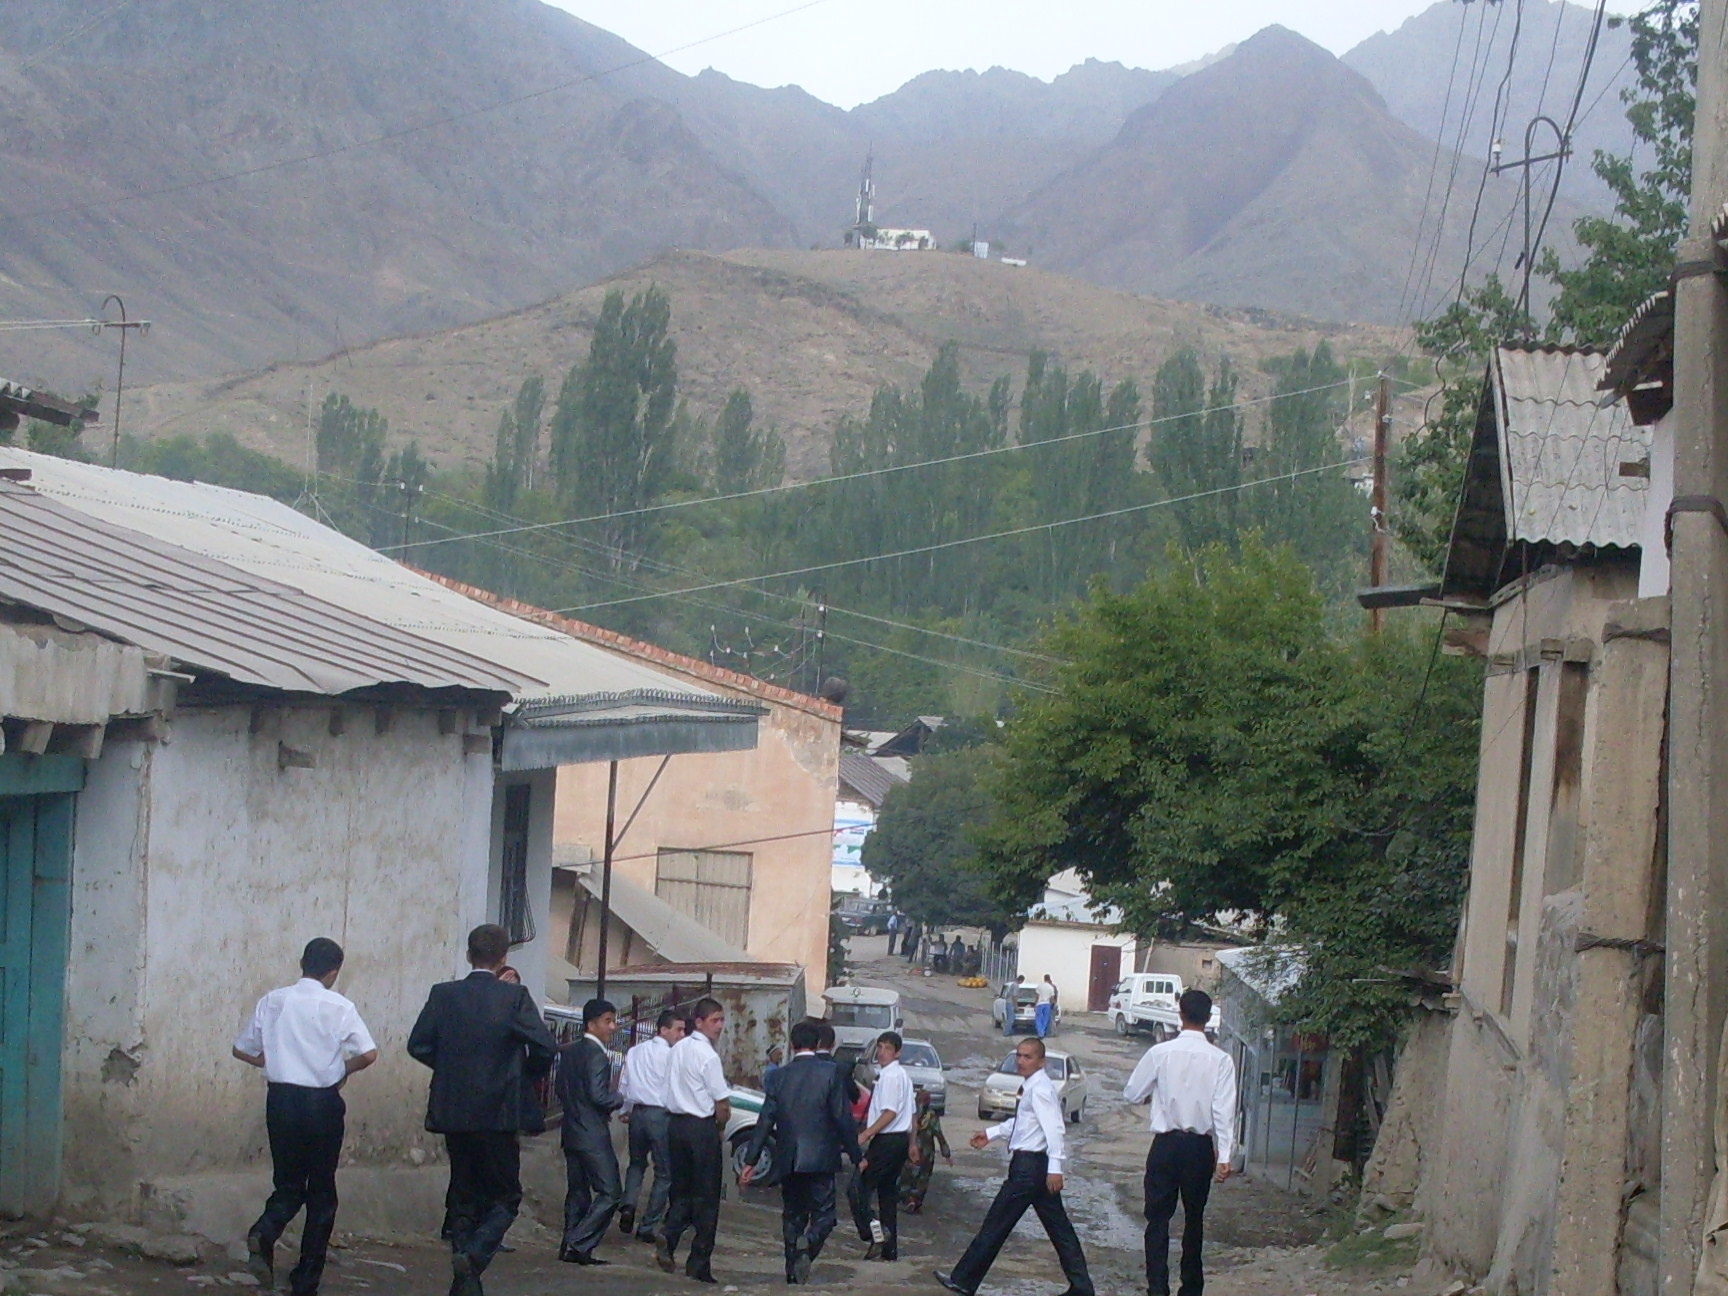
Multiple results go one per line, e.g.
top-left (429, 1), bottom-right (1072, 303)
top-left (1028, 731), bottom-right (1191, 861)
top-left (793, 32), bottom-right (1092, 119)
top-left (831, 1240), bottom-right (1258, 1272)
top-left (655, 848), bottom-right (752, 949)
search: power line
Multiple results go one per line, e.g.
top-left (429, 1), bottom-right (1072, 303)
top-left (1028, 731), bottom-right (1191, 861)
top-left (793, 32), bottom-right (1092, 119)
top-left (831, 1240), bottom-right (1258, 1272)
top-left (19, 0), bottom-right (139, 70)
top-left (8, 0), bottom-right (834, 226)
top-left (385, 378), bottom-right (1359, 553)
top-left (555, 456), bottom-right (1368, 615)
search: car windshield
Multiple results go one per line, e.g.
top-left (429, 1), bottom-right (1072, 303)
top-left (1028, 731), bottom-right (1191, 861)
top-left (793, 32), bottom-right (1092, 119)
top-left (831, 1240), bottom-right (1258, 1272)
top-left (996, 1055), bottom-right (1067, 1081)
top-left (827, 1002), bottom-right (893, 1027)
top-left (900, 1043), bottom-right (940, 1068)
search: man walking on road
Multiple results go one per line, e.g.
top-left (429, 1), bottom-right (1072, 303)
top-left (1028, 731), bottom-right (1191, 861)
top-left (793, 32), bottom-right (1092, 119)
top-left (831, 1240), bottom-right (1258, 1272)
top-left (407, 924), bottom-right (557, 1296)
top-left (659, 997), bottom-right (732, 1284)
top-left (740, 1019), bottom-right (862, 1283)
top-left (852, 1031), bottom-right (914, 1260)
top-left (234, 938), bottom-right (378, 1296)
top-left (1034, 975), bottom-right (1057, 1038)
top-left (556, 998), bottom-right (624, 1266)
top-left (934, 1036), bottom-right (1093, 1296)
top-left (619, 1009), bottom-right (683, 1243)
top-left (1123, 988), bottom-right (1237, 1296)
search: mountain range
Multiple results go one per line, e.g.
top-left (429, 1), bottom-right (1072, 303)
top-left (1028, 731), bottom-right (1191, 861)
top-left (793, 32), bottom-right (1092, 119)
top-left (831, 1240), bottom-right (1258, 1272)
top-left (0, 0), bottom-right (1634, 401)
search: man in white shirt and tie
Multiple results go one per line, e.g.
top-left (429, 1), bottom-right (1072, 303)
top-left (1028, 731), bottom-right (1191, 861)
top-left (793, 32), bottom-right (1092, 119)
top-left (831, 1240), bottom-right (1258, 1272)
top-left (934, 1036), bottom-right (1093, 1296)
top-left (1122, 988), bottom-right (1237, 1296)
top-left (618, 1008), bottom-right (683, 1243)
top-left (233, 938), bottom-right (378, 1296)
top-left (657, 997), bottom-right (732, 1284)
top-left (853, 1031), bottom-right (914, 1260)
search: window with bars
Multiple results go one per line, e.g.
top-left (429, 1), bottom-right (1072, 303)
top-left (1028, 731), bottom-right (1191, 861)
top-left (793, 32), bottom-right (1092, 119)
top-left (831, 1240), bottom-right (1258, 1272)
top-left (499, 782), bottom-right (536, 947)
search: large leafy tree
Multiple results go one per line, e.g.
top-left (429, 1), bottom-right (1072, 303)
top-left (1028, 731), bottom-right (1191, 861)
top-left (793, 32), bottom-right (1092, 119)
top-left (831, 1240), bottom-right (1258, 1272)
top-left (1145, 349), bottom-right (1242, 551)
top-left (976, 541), bottom-right (1479, 1047)
top-left (1540, 0), bottom-right (1697, 346)
top-left (862, 746), bottom-right (1015, 934)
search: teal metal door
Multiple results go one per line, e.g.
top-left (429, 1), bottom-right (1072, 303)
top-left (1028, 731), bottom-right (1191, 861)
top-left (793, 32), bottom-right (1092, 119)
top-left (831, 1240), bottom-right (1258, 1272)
top-left (0, 755), bottom-right (81, 1218)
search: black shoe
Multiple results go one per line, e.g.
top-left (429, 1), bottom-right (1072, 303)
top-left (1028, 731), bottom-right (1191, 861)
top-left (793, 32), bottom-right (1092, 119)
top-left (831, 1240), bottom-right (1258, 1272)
top-left (686, 1266), bottom-right (717, 1284)
top-left (560, 1245), bottom-right (607, 1265)
top-left (655, 1237), bottom-right (677, 1273)
top-left (933, 1271), bottom-right (971, 1295)
top-left (864, 1241), bottom-right (881, 1261)
top-left (449, 1252), bottom-right (483, 1296)
top-left (618, 1207), bottom-right (636, 1236)
top-left (793, 1253), bottom-right (813, 1284)
top-left (246, 1232), bottom-right (274, 1289)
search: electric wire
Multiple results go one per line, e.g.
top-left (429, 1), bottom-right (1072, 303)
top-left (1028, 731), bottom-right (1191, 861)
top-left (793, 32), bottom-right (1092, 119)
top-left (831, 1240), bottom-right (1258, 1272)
top-left (555, 456), bottom-right (1368, 615)
top-left (384, 378), bottom-right (1359, 553)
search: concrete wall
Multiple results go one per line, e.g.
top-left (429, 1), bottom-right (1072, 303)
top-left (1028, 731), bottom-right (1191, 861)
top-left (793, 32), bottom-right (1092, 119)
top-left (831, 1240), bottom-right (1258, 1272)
top-left (1417, 566), bottom-right (1669, 1295)
top-left (1016, 922), bottom-right (1135, 1013)
top-left (61, 702), bottom-right (497, 1215)
top-left (1139, 939), bottom-right (1229, 990)
top-left (554, 697), bottom-right (839, 998)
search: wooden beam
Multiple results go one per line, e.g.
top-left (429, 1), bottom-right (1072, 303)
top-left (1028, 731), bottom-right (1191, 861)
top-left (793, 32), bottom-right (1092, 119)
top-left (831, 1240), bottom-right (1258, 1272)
top-left (18, 721), bottom-right (52, 756)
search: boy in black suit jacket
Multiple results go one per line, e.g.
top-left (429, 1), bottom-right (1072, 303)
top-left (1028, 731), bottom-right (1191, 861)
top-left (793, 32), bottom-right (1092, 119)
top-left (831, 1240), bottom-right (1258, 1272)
top-left (408, 925), bottom-right (556, 1296)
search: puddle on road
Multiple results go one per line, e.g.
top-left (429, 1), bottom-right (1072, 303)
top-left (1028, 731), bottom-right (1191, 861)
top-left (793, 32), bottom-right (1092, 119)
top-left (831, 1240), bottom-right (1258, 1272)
top-left (945, 1157), bottom-right (1144, 1255)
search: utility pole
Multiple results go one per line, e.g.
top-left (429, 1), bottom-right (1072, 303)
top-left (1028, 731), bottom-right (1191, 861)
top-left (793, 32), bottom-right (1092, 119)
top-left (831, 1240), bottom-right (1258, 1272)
top-left (1368, 372), bottom-right (1391, 634)
top-left (1661, 0), bottom-right (1728, 1289)
top-left (94, 295), bottom-right (149, 468)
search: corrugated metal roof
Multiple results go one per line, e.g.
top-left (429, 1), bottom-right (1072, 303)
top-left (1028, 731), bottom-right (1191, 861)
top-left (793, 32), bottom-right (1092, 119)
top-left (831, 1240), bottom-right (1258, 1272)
top-left (1494, 345), bottom-right (1650, 550)
top-left (0, 449), bottom-right (759, 711)
top-left (837, 749), bottom-right (906, 808)
top-left (0, 479), bottom-right (527, 697)
top-left (557, 858), bottom-right (751, 964)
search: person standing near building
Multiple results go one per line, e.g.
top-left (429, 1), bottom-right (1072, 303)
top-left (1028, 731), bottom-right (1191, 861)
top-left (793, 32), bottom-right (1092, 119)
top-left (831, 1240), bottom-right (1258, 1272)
top-left (1034, 976), bottom-right (1057, 1039)
top-left (740, 1019), bottom-right (862, 1283)
top-left (885, 912), bottom-right (901, 957)
top-left (556, 998), bottom-right (624, 1266)
top-left (1122, 988), bottom-right (1237, 1296)
top-left (852, 1031), bottom-right (914, 1260)
top-left (619, 1009), bottom-right (682, 1244)
top-left (407, 925), bottom-right (557, 1296)
top-left (233, 938), bottom-right (378, 1296)
top-left (658, 998), bottom-right (731, 1284)
top-left (934, 1037), bottom-right (1093, 1296)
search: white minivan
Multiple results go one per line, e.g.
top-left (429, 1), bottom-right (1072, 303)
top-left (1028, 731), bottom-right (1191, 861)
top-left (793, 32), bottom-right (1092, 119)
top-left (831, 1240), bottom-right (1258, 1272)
top-left (821, 984), bottom-right (903, 1052)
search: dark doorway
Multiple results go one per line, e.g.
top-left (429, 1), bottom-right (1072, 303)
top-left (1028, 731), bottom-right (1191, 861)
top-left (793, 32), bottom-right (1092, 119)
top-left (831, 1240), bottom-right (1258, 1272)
top-left (1087, 944), bottom-right (1122, 1012)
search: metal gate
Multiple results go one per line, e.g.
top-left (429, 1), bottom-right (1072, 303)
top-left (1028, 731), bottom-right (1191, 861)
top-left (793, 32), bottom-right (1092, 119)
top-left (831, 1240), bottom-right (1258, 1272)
top-left (0, 755), bottom-right (80, 1217)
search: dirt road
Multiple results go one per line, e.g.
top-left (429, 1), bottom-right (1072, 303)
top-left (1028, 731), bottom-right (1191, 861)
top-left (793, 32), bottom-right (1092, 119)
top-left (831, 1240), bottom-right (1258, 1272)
top-left (0, 939), bottom-right (1442, 1296)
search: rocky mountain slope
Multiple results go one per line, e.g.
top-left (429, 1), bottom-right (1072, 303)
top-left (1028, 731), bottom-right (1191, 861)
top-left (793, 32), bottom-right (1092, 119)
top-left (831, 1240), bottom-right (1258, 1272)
top-left (0, 0), bottom-right (1613, 401)
top-left (129, 247), bottom-right (1404, 480)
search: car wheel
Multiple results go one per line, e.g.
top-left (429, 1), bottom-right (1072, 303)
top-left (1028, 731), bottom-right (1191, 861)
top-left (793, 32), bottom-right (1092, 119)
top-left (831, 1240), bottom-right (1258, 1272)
top-left (1114, 1013), bottom-right (1130, 1036)
top-left (1069, 1102), bottom-right (1082, 1124)
top-left (731, 1131), bottom-right (775, 1187)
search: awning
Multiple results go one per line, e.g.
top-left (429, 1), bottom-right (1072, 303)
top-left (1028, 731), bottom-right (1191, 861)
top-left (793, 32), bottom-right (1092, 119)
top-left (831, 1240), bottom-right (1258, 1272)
top-left (560, 859), bottom-right (751, 964)
top-left (503, 691), bottom-right (764, 770)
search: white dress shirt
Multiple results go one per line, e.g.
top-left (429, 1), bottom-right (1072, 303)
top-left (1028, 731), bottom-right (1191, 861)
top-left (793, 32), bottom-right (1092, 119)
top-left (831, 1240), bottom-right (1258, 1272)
top-left (983, 1064), bottom-right (1067, 1174)
top-left (620, 1035), bottom-right (673, 1109)
top-left (234, 977), bottom-right (376, 1089)
top-left (867, 1057), bottom-right (915, 1134)
top-left (665, 1032), bottom-right (730, 1117)
top-left (1123, 1028), bottom-right (1238, 1166)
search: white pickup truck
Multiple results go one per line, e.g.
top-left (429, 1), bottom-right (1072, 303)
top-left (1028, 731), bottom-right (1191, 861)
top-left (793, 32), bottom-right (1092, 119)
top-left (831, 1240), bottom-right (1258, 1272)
top-left (1107, 972), bottom-right (1222, 1039)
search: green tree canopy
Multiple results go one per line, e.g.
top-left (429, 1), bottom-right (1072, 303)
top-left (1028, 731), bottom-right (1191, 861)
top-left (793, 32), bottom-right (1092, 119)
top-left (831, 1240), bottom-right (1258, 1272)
top-left (976, 541), bottom-right (1479, 1047)
top-left (862, 746), bottom-right (1015, 933)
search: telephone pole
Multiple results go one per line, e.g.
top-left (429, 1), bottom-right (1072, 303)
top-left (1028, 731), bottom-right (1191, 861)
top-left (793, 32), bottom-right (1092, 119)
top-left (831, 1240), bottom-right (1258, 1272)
top-left (1368, 372), bottom-right (1391, 634)
top-left (1661, 0), bottom-right (1728, 1288)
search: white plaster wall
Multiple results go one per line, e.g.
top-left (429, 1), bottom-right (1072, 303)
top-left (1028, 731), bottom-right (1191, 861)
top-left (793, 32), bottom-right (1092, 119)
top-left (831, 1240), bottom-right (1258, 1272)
top-left (1015, 924), bottom-right (1136, 1013)
top-left (60, 739), bottom-right (151, 1212)
top-left (63, 703), bottom-right (495, 1208)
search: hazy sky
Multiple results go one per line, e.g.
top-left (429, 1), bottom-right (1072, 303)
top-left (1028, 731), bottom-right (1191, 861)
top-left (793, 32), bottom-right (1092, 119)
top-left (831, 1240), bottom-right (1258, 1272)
top-left (546, 0), bottom-right (1640, 110)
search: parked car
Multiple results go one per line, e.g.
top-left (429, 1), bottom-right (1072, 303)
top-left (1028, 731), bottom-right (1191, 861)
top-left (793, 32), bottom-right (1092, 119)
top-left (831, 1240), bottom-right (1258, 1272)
top-left (835, 895), bottom-right (894, 935)
top-left (990, 982), bottom-right (1059, 1033)
top-left (821, 984), bottom-right (903, 1052)
top-left (977, 1049), bottom-right (1089, 1123)
top-left (851, 1037), bottom-right (948, 1114)
top-left (1108, 972), bottom-right (1221, 1038)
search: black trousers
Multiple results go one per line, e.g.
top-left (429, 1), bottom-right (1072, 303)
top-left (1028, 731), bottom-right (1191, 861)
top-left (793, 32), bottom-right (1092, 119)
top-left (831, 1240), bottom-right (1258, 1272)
top-left (562, 1136), bottom-right (623, 1254)
top-left (780, 1170), bottom-right (840, 1276)
top-left (852, 1130), bottom-right (909, 1255)
top-left (1144, 1131), bottom-right (1216, 1296)
top-left (663, 1113), bottom-right (723, 1276)
top-left (252, 1083), bottom-right (345, 1296)
top-left (444, 1131), bottom-right (522, 1277)
top-left (949, 1150), bottom-right (1093, 1296)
